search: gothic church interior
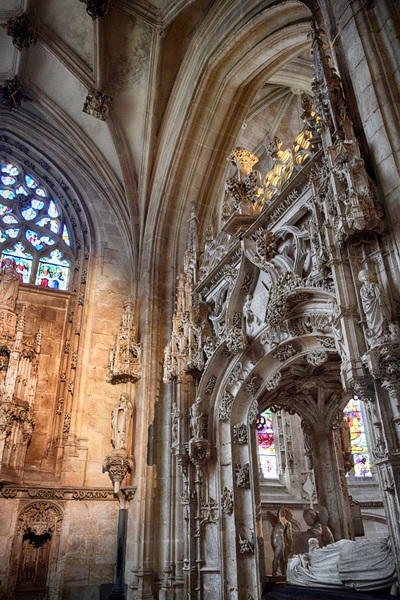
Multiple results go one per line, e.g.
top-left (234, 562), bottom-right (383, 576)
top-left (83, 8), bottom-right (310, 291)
top-left (0, 0), bottom-right (400, 599)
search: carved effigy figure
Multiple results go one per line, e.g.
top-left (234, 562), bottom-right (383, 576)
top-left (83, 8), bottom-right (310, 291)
top-left (111, 393), bottom-right (133, 451)
top-left (287, 537), bottom-right (396, 592)
top-left (0, 258), bottom-right (19, 309)
top-left (358, 269), bottom-right (391, 342)
top-left (303, 506), bottom-right (334, 547)
top-left (267, 506), bottom-right (293, 576)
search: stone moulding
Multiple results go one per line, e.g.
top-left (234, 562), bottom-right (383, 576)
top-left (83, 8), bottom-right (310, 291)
top-left (0, 486), bottom-right (123, 501)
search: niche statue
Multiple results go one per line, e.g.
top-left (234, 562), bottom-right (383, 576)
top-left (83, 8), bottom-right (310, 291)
top-left (358, 269), bottom-right (391, 343)
top-left (267, 506), bottom-right (293, 577)
top-left (111, 393), bottom-right (133, 451)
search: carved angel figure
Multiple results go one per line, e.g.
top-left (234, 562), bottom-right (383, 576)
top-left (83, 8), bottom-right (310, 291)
top-left (267, 506), bottom-right (293, 576)
top-left (303, 506), bottom-right (334, 547)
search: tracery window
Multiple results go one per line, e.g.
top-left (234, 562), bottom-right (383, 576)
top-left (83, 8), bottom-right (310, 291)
top-left (0, 160), bottom-right (72, 290)
top-left (344, 396), bottom-right (372, 477)
top-left (257, 408), bottom-right (278, 479)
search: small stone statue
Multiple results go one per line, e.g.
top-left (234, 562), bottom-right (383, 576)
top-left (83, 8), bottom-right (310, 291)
top-left (111, 393), bottom-right (133, 451)
top-left (189, 397), bottom-right (203, 440)
top-left (267, 506), bottom-right (293, 577)
top-left (0, 258), bottom-right (19, 310)
top-left (358, 269), bottom-right (391, 343)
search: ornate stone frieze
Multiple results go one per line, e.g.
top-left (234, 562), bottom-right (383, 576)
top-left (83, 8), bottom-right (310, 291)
top-left (265, 372), bottom-right (281, 391)
top-left (248, 398), bottom-right (259, 425)
top-left (272, 342), bottom-right (298, 362)
top-left (219, 391), bottom-right (234, 421)
top-left (235, 463), bottom-right (250, 488)
top-left (108, 297), bottom-right (141, 384)
top-left (0, 487), bottom-right (114, 501)
top-left (245, 376), bottom-right (261, 397)
top-left (83, 90), bottom-right (112, 120)
top-left (221, 487), bottom-right (234, 514)
top-left (3, 13), bottom-right (37, 50)
top-left (306, 349), bottom-right (328, 365)
top-left (233, 423), bottom-right (248, 445)
top-left (205, 375), bottom-right (217, 395)
top-left (288, 313), bottom-right (331, 337)
top-left (225, 325), bottom-right (246, 354)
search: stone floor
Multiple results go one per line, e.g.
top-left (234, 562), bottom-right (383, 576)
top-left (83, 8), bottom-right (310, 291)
top-left (262, 582), bottom-right (397, 600)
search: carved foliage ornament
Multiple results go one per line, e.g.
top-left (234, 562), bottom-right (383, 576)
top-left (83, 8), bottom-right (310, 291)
top-left (83, 90), bottom-right (112, 121)
top-left (0, 76), bottom-right (30, 111)
top-left (3, 13), bottom-right (37, 51)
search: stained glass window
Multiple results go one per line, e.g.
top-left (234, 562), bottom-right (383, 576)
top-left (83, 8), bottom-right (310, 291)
top-left (0, 160), bottom-right (73, 288)
top-left (344, 396), bottom-right (372, 477)
top-left (257, 409), bottom-right (278, 478)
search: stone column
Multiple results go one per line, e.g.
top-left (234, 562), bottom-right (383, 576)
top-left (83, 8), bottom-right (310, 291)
top-left (308, 423), bottom-right (354, 541)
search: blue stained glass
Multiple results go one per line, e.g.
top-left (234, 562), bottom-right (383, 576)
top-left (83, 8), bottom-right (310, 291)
top-left (25, 174), bottom-right (37, 189)
top-left (5, 228), bottom-right (20, 238)
top-left (2, 163), bottom-right (20, 176)
top-left (26, 230), bottom-right (43, 249)
top-left (31, 199), bottom-right (44, 210)
top-left (0, 230), bottom-right (7, 243)
top-left (3, 215), bottom-right (18, 224)
top-left (0, 204), bottom-right (12, 216)
top-left (1, 176), bottom-right (16, 186)
top-left (0, 190), bottom-right (15, 200)
top-left (48, 200), bottom-right (59, 218)
top-left (15, 186), bottom-right (28, 196)
top-left (40, 235), bottom-right (55, 246)
top-left (36, 217), bottom-right (50, 227)
top-left (50, 220), bottom-right (59, 233)
top-left (21, 208), bottom-right (37, 220)
top-left (35, 187), bottom-right (47, 197)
